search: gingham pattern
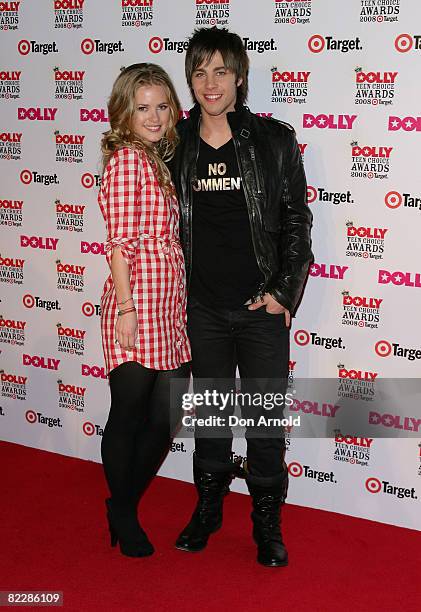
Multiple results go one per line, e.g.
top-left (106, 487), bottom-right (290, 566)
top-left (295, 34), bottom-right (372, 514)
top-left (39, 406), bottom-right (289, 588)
top-left (98, 147), bottom-right (191, 373)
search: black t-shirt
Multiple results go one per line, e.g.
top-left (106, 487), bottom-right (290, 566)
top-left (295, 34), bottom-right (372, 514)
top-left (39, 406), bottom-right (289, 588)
top-left (190, 138), bottom-right (263, 309)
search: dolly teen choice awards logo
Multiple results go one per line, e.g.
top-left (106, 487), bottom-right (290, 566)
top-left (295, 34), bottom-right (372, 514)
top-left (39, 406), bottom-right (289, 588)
top-left (56, 323), bottom-right (86, 356)
top-left (122, 0), bottom-right (154, 28)
top-left (1, 370), bottom-right (27, 400)
top-left (0, 131), bottom-right (21, 161)
top-left (274, 0), bottom-right (312, 25)
top-left (54, 130), bottom-right (84, 164)
top-left (350, 141), bottom-right (392, 180)
top-left (360, 0), bottom-right (400, 23)
top-left (195, 0), bottom-right (230, 27)
top-left (54, 68), bottom-right (85, 101)
top-left (337, 363), bottom-right (377, 403)
top-left (54, 0), bottom-right (84, 29)
top-left (334, 432), bottom-right (373, 467)
top-left (341, 291), bottom-right (382, 330)
top-left (56, 260), bottom-right (85, 293)
top-left (55, 199), bottom-right (85, 233)
top-left (271, 67), bottom-right (310, 104)
top-left (0, 255), bottom-right (25, 285)
top-left (57, 379), bottom-right (86, 412)
top-left (0, 1), bottom-right (21, 31)
top-left (0, 70), bottom-right (21, 99)
top-left (0, 316), bottom-right (26, 347)
top-left (354, 68), bottom-right (397, 107)
top-left (0, 198), bottom-right (23, 227)
top-left (345, 221), bottom-right (388, 261)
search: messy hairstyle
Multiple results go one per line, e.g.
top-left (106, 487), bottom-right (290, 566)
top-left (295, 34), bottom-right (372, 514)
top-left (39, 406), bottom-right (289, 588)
top-left (185, 27), bottom-right (249, 106)
top-left (101, 63), bottom-right (180, 195)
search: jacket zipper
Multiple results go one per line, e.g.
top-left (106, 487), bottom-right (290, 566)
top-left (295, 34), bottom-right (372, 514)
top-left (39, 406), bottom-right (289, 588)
top-left (249, 146), bottom-right (262, 194)
top-left (186, 119), bottom-right (201, 287)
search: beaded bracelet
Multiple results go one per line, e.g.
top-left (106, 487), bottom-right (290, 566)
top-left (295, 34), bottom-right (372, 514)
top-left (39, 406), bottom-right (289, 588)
top-left (117, 307), bottom-right (136, 317)
top-left (117, 296), bottom-right (134, 306)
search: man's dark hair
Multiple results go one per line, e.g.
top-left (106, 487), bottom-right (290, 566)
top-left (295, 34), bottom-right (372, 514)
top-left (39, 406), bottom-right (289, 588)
top-left (185, 27), bottom-right (249, 106)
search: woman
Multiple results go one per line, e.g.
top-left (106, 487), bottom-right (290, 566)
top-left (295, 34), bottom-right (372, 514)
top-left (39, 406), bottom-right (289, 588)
top-left (98, 64), bottom-right (191, 558)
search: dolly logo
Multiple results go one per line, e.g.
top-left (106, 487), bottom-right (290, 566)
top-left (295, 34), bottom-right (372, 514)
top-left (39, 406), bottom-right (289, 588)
top-left (54, 68), bottom-right (85, 101)
top-left (58, 379), bottom-right (85, 412)
top-left (354, 67), bottom-right (397, 107)
top-left (122, 0), bottom-right (154, 28)
top-left (1, 369), bottom-right (27, 401)
top-left (303, 113), bottom-right (357, 130)
top-left (54, 0), bottom-right (84, 29)
top-left (360, 0), bottom-right (400, 23)
top-left (57, 324), bottom-right (86, 356)
top-left (0, 255), bottom-right (25, 285)
top-left (56, 260), bottom-right (85, 293)
top-left (350, 140), bottom-right (392, 180)
top-left (0, 70), bottom-right (21, 99)
top-left (195, 0), bottom-right (229, 27)
top-left (274, 0), bottom-right (312, 25)
top-left (271, 67), bottom-right (310, 105)
top-left (0, 132), bottom-right (21, 161)
top-left (55, 131), bottom-right (84, 164)
top-left (334, 431), bottom-right (373, 467)
top-left (0, 198), bottom-right (23, 227)
top-left (341, 291), bottom-right (382, 330)
top-left (0, 316), bottom-right (26, 347)
top-left (346, 221), bottom-right (387, 261)
top-left (56, 199), bottom-right (85, 233)
top-left (0, 1), bottom-right (21, 31)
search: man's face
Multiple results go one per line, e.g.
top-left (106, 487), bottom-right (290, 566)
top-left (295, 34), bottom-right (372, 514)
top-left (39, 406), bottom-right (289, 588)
top-left (191, 50), bottom-right (242, 118)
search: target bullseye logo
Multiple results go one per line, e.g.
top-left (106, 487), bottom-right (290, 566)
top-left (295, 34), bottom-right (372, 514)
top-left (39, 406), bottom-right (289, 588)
top-left (294, 329), bottom-right (310, 346)
top-left (308, 35), bottom-right (325, 53)
top-left (18, 40), bottom-right (31, 56)
top-left (82, 301), bottom-right (94, 317)
top-left (375, 340), bottom-right (392, 358)
top-left (83, 421), bottom-right (95, 436)
top-left (385, 191), bottom-right (402, 209)
top-left (20, 169), bottom-right (32, 185)
top-left (365, 477), bottom-right (381, 493)
top-left (23, 294), bottom-right (35, 308)
top-left (288, 461), bottom-right (303, 477)
top-left (307, 186), bottom-right (317, 203)
top-left (81, 173), bottom-right (94, 189)
top-left (81, 38), bottom-right (95, 55)
top-left (149, 36), bottom-right (163, 54)
top-left (25, 410), bottom-right (37, 424)
top-left (395, 34), bottom-right (413, 53)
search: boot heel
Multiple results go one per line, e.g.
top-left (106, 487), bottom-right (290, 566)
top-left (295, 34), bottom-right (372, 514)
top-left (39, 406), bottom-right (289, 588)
top-left (109, 524), bottom-right (118, 548)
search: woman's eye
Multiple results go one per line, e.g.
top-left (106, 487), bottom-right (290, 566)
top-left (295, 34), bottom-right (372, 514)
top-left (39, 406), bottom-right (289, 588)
top-left (137, 106), bottom-right (147, 112)
top-left (159, 105), bottom-right (168, 110)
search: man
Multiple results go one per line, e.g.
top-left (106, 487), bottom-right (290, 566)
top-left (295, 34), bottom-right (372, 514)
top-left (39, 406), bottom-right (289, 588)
top-left (171, 27), bottom-right (313, 567)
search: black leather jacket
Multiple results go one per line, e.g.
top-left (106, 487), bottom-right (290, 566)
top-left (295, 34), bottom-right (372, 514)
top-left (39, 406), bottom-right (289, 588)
top-left (170, 104), bottom-right (313, 314)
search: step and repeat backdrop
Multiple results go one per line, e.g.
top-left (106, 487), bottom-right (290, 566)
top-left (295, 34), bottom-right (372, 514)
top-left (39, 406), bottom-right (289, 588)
top-left (1, 0), bottom-right (420, 530)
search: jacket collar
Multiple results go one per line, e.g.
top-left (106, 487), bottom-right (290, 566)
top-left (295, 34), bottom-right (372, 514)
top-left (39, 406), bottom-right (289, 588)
top-left (187, 103), bottom-right (251, 137)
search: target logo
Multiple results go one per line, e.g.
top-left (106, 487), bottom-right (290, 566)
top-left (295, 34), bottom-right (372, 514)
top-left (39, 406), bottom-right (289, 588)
top-left (288, 461), bottom-right (303, 477)
top-left (20, 169), bottom-right (32, 184)
top-left (81, 38), bottom-right (94, 54)
top-left (82, 302), bottom-right (94, 317)
top-left (394, 34), bottom-right (413, 53)
top-left (81, 173), bottom-right (94, 189)
top-left (294, 330), bottom-right (310, 346)
top-left (385, 191), bottom-right (402, 209)
top-left (18, 40), bottom-right (30, 55)
top-left (25, 410), bottom-right (37, 424)
top-left (308, 35), bottom-right (325, 53)
top-left (307, 186), bottom-right (317, 203)
top-left (375, 340), bottom-right (392, 358)
top-left (82, 421), bottom-right (95, 436)
top-left (365, 477), bottom-right (381, 493)
top-left (23, 294), bottom-right (35, 308)
top-left (149, 36), bottom-right (163, 53)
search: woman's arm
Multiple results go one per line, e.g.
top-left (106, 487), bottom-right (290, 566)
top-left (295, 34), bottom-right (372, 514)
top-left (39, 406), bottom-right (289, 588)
top-left (111, 247), bottom-right (137, 350)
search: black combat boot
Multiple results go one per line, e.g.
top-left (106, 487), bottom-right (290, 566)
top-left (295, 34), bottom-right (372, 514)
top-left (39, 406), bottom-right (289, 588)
top-left (175, 454), bottom-right (234, 552)
top-left (246, 469), bottom-right (289, 567)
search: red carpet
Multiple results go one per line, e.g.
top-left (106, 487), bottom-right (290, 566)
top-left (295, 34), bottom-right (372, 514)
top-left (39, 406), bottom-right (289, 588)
top-left (1, 440), bottom-right (420, 612)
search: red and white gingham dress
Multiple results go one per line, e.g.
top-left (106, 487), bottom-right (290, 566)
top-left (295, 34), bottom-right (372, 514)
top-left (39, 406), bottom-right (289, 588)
top-left (98, 147), bottom-right (191, 373)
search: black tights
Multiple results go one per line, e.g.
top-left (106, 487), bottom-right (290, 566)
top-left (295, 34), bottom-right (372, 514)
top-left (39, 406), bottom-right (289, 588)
top-left (101, 360), bottom-right (190, 508)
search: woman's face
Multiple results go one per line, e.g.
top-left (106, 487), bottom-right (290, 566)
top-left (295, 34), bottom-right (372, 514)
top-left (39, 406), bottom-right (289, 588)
top-left (131, 83), bottom-right (171, 145)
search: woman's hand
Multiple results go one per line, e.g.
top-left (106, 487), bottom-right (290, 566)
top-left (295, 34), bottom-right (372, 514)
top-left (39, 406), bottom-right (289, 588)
top-left (115, 310), bottom-right (138, 350)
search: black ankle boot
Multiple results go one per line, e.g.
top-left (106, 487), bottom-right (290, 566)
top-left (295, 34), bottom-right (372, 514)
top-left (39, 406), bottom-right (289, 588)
top-left (105, 498), bottom-right (154, 558)
top-left (246, 470), bottom-right (289, 567)
top-left (175, 456), bottom-right (234, 552)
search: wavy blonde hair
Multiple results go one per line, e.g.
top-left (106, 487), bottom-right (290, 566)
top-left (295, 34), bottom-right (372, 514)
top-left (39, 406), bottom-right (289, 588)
top-left (101, 63), bottom-right (180, 195)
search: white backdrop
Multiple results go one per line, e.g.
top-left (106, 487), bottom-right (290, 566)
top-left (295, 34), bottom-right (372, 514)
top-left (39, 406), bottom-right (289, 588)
top-left (1, 0), bottom-right (420, 530)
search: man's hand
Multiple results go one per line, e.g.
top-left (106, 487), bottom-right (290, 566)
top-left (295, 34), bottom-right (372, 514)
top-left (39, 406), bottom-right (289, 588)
top-left (248, 293), bottom-right (291, 327)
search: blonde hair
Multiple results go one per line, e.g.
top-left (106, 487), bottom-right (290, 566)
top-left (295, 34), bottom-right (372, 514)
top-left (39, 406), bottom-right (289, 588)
top-left (101, 63), bottom-right (180, 195)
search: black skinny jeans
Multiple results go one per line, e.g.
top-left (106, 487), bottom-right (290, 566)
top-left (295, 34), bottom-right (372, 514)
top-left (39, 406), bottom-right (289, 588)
top-left (101, 360), bottom-right (191, 508)
top-left (187, 296), bottom-right (289, 478)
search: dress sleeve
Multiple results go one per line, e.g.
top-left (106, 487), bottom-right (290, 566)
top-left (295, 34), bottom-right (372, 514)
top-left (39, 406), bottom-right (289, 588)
top-left (103, 147), bottom-right (142, 268)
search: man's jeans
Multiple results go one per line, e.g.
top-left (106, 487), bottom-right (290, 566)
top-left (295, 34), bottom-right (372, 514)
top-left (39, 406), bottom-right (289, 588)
top-left (187, 296), bottom-right (290, 477)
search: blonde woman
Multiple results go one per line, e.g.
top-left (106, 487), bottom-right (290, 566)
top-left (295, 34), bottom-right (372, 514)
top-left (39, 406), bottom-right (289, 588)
top-left (98, 64), bottom-right (191, 557)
